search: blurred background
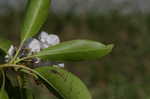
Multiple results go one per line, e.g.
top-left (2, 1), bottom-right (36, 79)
top-left (1, 0), bottom-right (150, 99)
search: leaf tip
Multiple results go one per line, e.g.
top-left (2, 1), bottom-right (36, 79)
top-left (105, 44), bottom-right (114, 54)
top-left (107, 44), bottom-right (114, 49)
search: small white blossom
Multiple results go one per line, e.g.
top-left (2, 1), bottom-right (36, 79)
top-left (38, 31), bottom-right (60, 49)
top-left (21, 31), bottom-right (61, 65)
top-left (40, 43), bottom-right (49, 49)
top-left (53, 63), bottom-right (65, 68)
top-left (47, 34), bottom-right (60, 46)
top-left (58, 63), bottom-right (65, 68)
top-left (8, 45), bottom-right (15, 56)
top-left (5, 45), bottom-right (15, 62)
top-left (38, 31), bottom-right (49, 43)
top-left (26, 38), bottom-right (41, 53)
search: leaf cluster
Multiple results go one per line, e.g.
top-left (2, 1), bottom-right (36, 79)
top-left (0, 0), bottom-right (113, 99)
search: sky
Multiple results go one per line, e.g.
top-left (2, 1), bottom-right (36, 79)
top-left (0, 0), bottom-right (150, 15)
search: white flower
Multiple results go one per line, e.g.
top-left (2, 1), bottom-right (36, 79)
top-left (46, 34), bottom-right (60, 46)
top-left (26, 38), bottom-right (41, 53)
top-left (53, 63), bottom-right (65, 68)
top-left (38, 31), bottom-right (49, 43)
top-left (40, 43), bottom-right (49, 49)
top-left (21, 31), bottom-right (61, 64)
top-left (8, 45), bottom-right (15, 57)
top-left (5, 45), bottom-right (15, 62)
top-left (58, 63), bottom-right (65, 68)
top-left (39, 31), bottom-right (60, 48)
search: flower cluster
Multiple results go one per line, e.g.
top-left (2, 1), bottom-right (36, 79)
top-left (5, 31), bottom-right (64, 68)
top-left (26, 31), bottom-right (60, 53)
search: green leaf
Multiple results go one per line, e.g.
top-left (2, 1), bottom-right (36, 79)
top-left (25, 90), bottom-right (33, 99)
top-left (34, 40), bottom-right (113, 61)
top-left (24, 78), bottom-right (34, 99)
top-left (24, 77), bottom-right (52, 99)
top-left (21, 0), bottom-right (50, 43)
top-left (0, 90), bottom-right (9, 99)
top-left (35, 66), bottom-right (92, 99)
top-left (0, 36), bottom-right (11, 53)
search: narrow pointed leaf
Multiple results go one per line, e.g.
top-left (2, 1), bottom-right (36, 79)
top-left (21, 0), bottom-right (50, 43)
top-left (0, 36), bottom-right (11, 53)
top-left (34, 40), bottom-right (113, 61)
top-left (35, 66), bottom-right (92, 99)
top-left (0, 90), bottom-right (9, 99)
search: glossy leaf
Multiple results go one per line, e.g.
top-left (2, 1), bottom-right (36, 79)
top-left (23, 75), bottom-right (50, 99)
top-left (0, 90), bottom-right (9, 99)
top-left (0, 36), bottom-right (11, 53)
top-left (35, 66), bottom-right (92, 99)
top-left (34, 40), bottom-right (113, 61)
top-left (21, 0), bottom-right (50, 43)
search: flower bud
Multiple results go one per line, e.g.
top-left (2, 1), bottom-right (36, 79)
top-left (39, 31), bottom-right (60, 49)
top-left (26, 38), bottom-right (41, 53)
top-left (5, 45), bottom-right (15, 62)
